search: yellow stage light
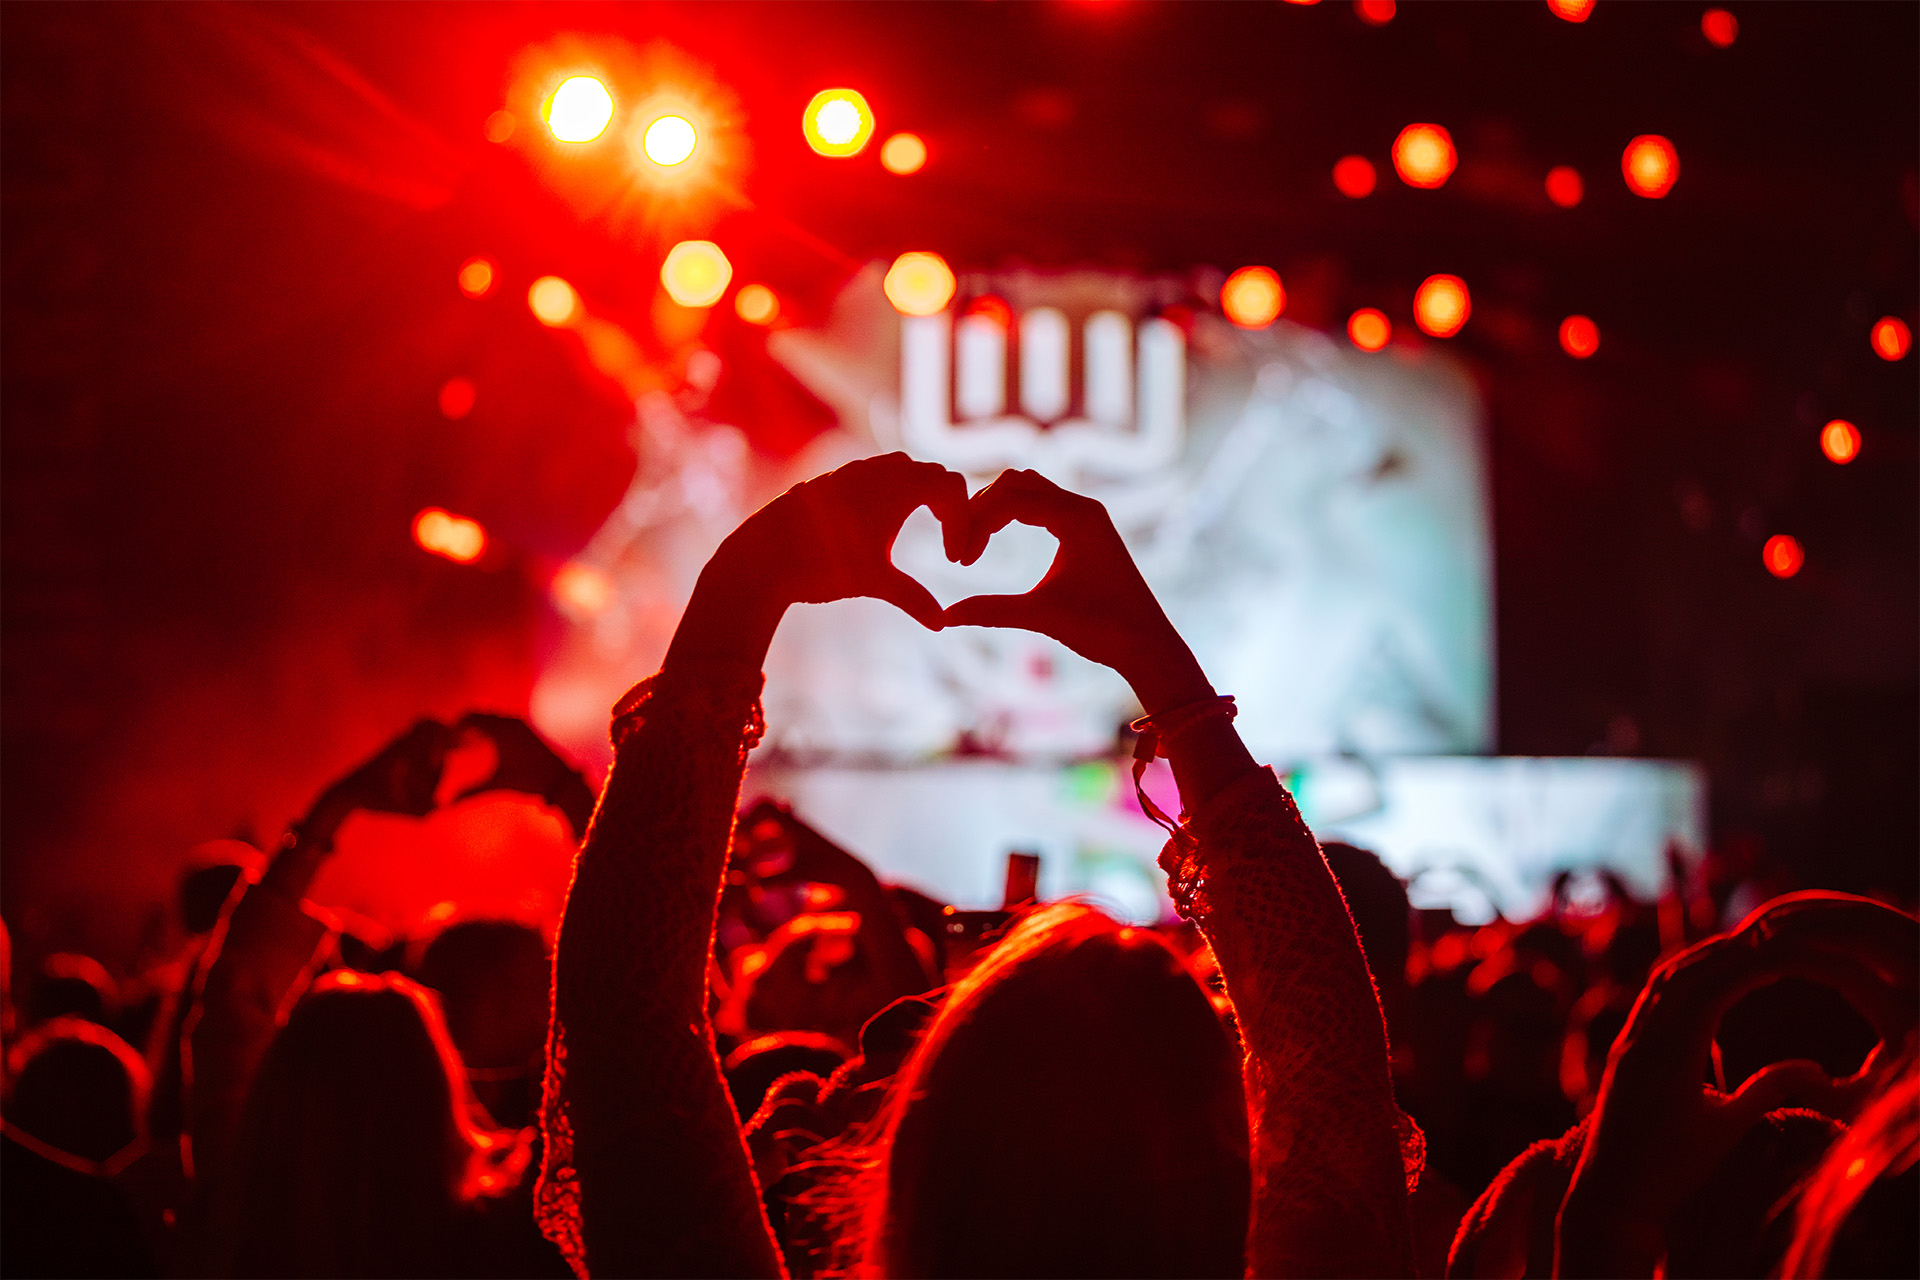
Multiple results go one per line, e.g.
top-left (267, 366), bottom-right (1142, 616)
top-left (641, 115), bottom-right (698, 166)
top-left (1414, 274), bottom-right (1470, 337)
top-left (1221, 266), bottom-right (1285, 329)
top-left (804, 88), bottom-right (874, 156)
top-left (661, 240), bottom-right (732, 308)
top-left (528, 276), bottom-right (580, 326)
top-left (881, 132), bottom-right (927, 174)
top-left (545, 76), bottom-right (614, 144)
top-left (883, 252), bottom-right (956, 316)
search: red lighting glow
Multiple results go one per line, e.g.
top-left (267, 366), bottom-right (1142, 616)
top-left (1221, 266), bottom-right (1285, 329)
top-left (735, 284), bottom-right (778, 325)
top-left (544, 76), bottom-right (615, 144)
top-left (1870, 316), bottom-right (1911, 361)
top-left (528, 276), bottom-right (580, 327)
top-left (1333, 155), bottom-right (1377, 198)
top-left (413, 508), bottom-right (487, 564)
top-left (1545, 165), bottom-right (1584, 208)
top-left (880, 132), bottom-right (927, 174)
top-left (1414, 274), bottom-right (1471, 338)
top-left (552, 562), bottom-right (615, 618)
top-left (1559, 315), bottom-right (1600, 358)
top-left (1763, 534), bottom-right (1803, 579)
top-left (1348, 308), bottom-right (1391, 351)
top-left (1701, 9), bottom-right (1738, 47)
top-left (458, 257), bottom-right (496, 299)
top-left (884, 252), bottom-right (957, 317)
top-left (438, 376), bottom-right (477, 420)
top-left (1820, 419), bottom-right (1860, 464)
top-left (1622, 135), bottom-right (1679, 198)
top-left (804, 88), bottom-right (874, 157)
top-left (1393, 124), bottom-right (1456, 189)
top-left (1355, 0), bottom-right (1396, 25)
top-left (661, 241), bottom-right (732, 308)
top-left (1548, 0), bottom-right (1595, 22)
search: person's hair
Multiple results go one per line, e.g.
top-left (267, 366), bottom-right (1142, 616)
top-left (3, 1015), bottom-right (151, 1168)
top-left (1777, 1048), bottom-right (1920, 1278)
top-left (200, 970), bottom-right (506, 1278)
top-left (863, 903), bottom-right (1250, 1278)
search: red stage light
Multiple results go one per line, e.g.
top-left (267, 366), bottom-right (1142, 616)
top-left (661, 241), bottom-right (732, 308)
top-left (1622, 135), bottom-right (1679, 198)
top-left (413, 508), bottom-right (487, 564)
top-left (528, 276), bottom-right (580, 327)
top-left (1870, 316), bottom-right (1911, 360)
top-left (1355, 0), bottom-right (1396, 25)
top-left (1558, 315), bottom-right (1600, 358)
top-left (884, 252), bottom-right (956, 316)
top-left (1701, 9), bottom-right (1737, 47)
top-left (1221, 266), bottom-right (1285, 329)
top-left (964, 294), bottom-right (1012, 327)
top-left (881, 133), bottom-right (927, 174)
top-left (544, 76), bottom-right (614, 144)
top-left (1348, 308), bottom-right (1391, 351)
top-left (1545, 165), bottom-right (1584, 208)
top-left (1393, 124), bottom-right (1456, 189)
top-left (1414, 274), bottom-right (1470, 337)
top-left (641, 115), bottom-right (698, 166)
top-left (1820, 419), bottom-right (1860, 464)
top-left (1333, 155), bottom-right (1377, 198)
top-left (438, 376), bottom-right (477, 420)
top-left (804, 88), bottom-right (874, 157)
top-left (1548, 0), bottom-right (1595, 22)
top-left (552, 562), bottom-right (615, 618)
top-left (735, 284), bottom-right (778, 325)
top-left (458, 257), bottom-right (496, 299)
top-left (1762, 534), bottom-right (1803, 579)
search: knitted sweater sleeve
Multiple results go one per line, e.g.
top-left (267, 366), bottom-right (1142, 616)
top-left (1160, 766), bottom-right (1416, 1279)
top-left (535, 668), bottom-right (785, 1280)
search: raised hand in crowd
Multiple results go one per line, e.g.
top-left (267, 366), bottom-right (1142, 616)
top-left (453, 711), bottom-right (597, 840)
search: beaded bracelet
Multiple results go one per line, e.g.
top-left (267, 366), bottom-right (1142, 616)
top-left (1128, 694), bottom-right (1237, 838)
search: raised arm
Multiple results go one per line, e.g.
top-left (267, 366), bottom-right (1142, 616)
top-left (536, 454), bottom-right (969, 1279)
top-left (946, 469), bottom-right (1413, 1278)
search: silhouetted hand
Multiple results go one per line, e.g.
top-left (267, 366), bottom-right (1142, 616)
top-left (454, 712), bottom-right (595, 838)
top-left (322, 718), bottom-right (452, 819)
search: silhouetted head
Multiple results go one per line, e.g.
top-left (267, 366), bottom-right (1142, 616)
top-left (727, 911), bottom-right (898, 1050)
top-left (870, 904), bottom-right (1249, 1278)
top-left (415, 917), bottom-right (550, 1128)
top-left (27, 952), bottom-right (116, 1027)
top-left (4, 1016), bottom-right (150, 1167)
top-left (1320, 842), bottom-right (1411, 1017)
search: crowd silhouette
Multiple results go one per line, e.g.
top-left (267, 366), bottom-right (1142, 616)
top-left (2, 457), bottom-right (1914, 1278)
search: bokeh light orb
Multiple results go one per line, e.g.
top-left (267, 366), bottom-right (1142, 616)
top-left (1221, 266), bottom-right (1286, 329)
top-left (1820, 419), bottom-right (1860, 464)
top-left (413, 508), bottom-right (487, 564)
top-left (804, 88), bottom-right (874, 156)
top-left (1393, 123), bottom-right (1456, 189)
top-left (1413, 274), bottom-right (1471, 337)
top-left (1558, 315), bottom-right (1600, 358)
top-left (735, 283), bottom-right (779, 325)
top-left (1348, 308), bottom-right (1391, 351)
top-left (552, 562), bottom-right (615, 619)
top-left (641, 115), bottom-right (697, 166)
top-left (483, 110), bottom-right (516, 144)
top-left (883, 251), bottom-right (957, 317)
top-left (1701, 9), bottom-right (1737, 47)
top-left (438, 376), bottom-right (477, 420)
top-left (1548, 0), bottom-right (1594, 22)
top-left (661, 241), bottom-right (733, 308)
top-left (457, 256), bottom-right (496, 299)
top-left (1545, 165), bottom-right (1584, 208)
top-left (1622, 135), bottom-right (1679, 198)
top-left (1870, 316), bottom-right (1911, 360)
top-left (1333, 155), bottom-right (1377, 198)
top-left (528, 276), bottom-right (580, 326)
top-left (1763, 534), bottom-right (1803, 579)
top-left (880, 132), bottom-right (927, 174)
top-left (545, 76), bottom-right (615, 144)
top-left (1355, 0), bottom-right (1396, 26)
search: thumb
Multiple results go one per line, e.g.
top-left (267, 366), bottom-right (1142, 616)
top-left (942, 592), bottom-right (1047, 633)
top-left (870, 566), bottom-right (946, 631)
top-left (1724, 1058), bottom-right (1842, 1127)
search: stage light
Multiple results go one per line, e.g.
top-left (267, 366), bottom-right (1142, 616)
top-left (1762, 534), bottom-right (1803, 579)
top-left (552, 562), bottom-right (615, 618)
top-left (1820, 419), bottom-right (1860, 464)
top-left (1701, 8), bottom-right (1737, 46)
top-left (545, 76), bottom-right (615, 144)
top-left (1870, 316), bottom-right (1911, 360)
top-left (438, 376), bottom-right (476, 420)
top-left (661, 240), bottom-right (732, 308)
top-left (1333, 155), bottom-right (1377, 198)
top-left (641, 115), bottom-right (697, 166)
top-left (735, 283), bottom-right (779, 325)
top-left (1545, 165), bottom-right (1584, 208)
top-left (884, 251), bottom-right (956, 316)
top-left (881, 132), bottom-right (927, 174)
top-left (413, 508), bottom-right (487, 564)
top-left (1355, 0), bottom-right (1395, 24)
top-left (1622, 135), bottom-right (1679, 198)
top-left (1221, 266), bottom-right (1285, 329)
top-left (1393, 124), bottom-right (1456, 189)
top-left (1414, 274), bottom-right (1470, 337)
top-left (804, 88), bottom-right (874, 157)
top-left (1559, 315), bottom-right (1600, 358)
top-left (528, 276), bottom-right (580, 326)
top-left (1548, 0), bottom-right (1594, 22)
top-left (458, 257), bottom-right (496, 299)
top-left (1348, 308), bottom-right (1391, 351)
top-left (483, 110), bottom-right (516, 144)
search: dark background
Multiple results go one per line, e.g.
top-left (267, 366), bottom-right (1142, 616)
top-left (4, 1), bottom-right (1914, 970)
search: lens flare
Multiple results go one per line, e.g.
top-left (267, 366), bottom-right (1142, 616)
top-left (641, 115), bottom-right (697, 166)
top-left (528, 276), bottom-right (580, 326)
top-left (1559, 315), bottom-right (1600, 358)
top-left (1333, 155), bottom-right (1377, 198)
top-left (661, 241), bottom-right (733, 308)
top-left (1348, 308), bottom-right (1391, 351)
top-left (735, 283), bottom-right (779, 325)
top-left (1545, 165), bottom-right (1584, 208)
top-left (438, 376), bottom-right (476, 420)
top-left (880, 132), bottom-right (927, 174)
top-left (1762, 534), bottom-right (1803, 579)
top-left (804, 88), bottom-right (874, 156)
top-left (545, 76), bottom-right (614, 144)
top-left (1221, 266), bottom-right (1285, 329)
top-left (1622, 135), bottom-right (1679, 198)
top-left (1701, 8), bottom-right (1737, 46)
top-left (884, 252), bottom-right (957, 317)
top-left (1393, 124), bottom-right (1456, 189)
top-left (1548, 0), bottom-right (1594, 22)
top-left (1870, 316), bottom-right (1911, 360)
top-left (458, 257), bottom-right (496, 299)
top-left (1820, 419), bottom-right (1860, 464)
top-left (1414, 274), bottom-right (1470, 337)
top-left (413, 508), bottom-right (487, 564)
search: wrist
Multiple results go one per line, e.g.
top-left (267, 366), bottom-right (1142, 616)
top-left (664, 548), bottom-right (789, 675)
top-left (1120, 632), bottom-right (1213, 718)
